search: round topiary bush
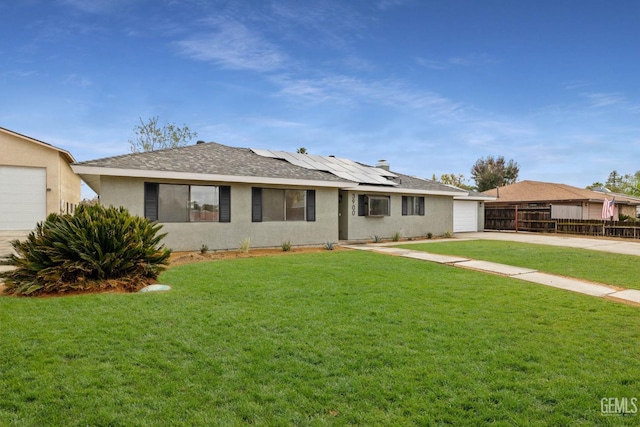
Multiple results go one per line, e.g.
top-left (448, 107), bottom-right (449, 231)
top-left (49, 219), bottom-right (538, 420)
top-left (0, 204), bottom-right (171, 296)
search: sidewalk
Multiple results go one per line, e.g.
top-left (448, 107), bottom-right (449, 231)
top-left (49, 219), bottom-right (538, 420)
top-left (343, 232), bottom-right (640, 307)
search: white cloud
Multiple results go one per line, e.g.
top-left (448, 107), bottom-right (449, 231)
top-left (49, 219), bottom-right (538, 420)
top-left (268, 1), bottom-right (367, 49)
top-left (243, 116), bottom-right (305, 128)
top-left (175, 19), bottom-right (287, 71)
top-left (58, 0), bottom-right (137, 14)
top-left (376, 0), bottom-right (409, 11)
top-left (272, 73), bottom-right (463, 118)
top-left (64, 73), bottom-right (92, 87)
top-left (416, 53), bottom-right (497, 70)
top-left (582, 92), bottom-right (626, 108)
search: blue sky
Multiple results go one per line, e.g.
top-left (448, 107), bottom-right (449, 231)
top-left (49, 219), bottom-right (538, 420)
top-left (2, 0), bottom-right (639, 198)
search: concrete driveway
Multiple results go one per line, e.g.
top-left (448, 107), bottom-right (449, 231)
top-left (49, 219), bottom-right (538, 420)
top-left (454, 231), bottom-right (640, 257)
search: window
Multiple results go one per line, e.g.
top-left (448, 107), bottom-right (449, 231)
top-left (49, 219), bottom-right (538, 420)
top-left (369, 196), bottom-right (390, 216)
top-left (190, 185), bottom-right (219, 222)
top-left (402, 196), bottom-right (425, 216)
top-left (252, 188), bottom-right (315, 222)
top-left (158, 184), bottom-right (189, 222)
top-left (144, 183), bottom-right (231, 222)
top-left (358, 195), bottom-right (390, 217)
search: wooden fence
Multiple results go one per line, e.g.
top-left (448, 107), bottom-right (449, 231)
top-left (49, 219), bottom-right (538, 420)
top-left (485, 207), bottom-right (640, 240)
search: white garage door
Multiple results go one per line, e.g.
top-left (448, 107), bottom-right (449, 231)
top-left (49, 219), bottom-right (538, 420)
top-left (0, 166), bottom-right (46, 230)
top-left (453, 200), bottom-right (478, 232)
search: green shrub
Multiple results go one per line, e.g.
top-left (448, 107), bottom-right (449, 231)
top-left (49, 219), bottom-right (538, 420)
top-left (281, 240), bottom-right (292, 252)
top-left (620, 214), bottom-right (639, 222)
top-left (200, 244), bottom-right (209, 254)
top-left (392, 231), bottom-right (401, 242)
top-left (0, 204), bottom-right (171, 296)
top-left (324, 241), bottom-right (335, 250)
top-left (372, 235), bottom-right (383, 243)
top-left (427, 232), bottom-right (433, 239)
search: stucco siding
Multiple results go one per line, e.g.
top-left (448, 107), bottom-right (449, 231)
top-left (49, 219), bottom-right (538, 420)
top-left (99, 176), bottom-right (145, 216)
top-left (58, 156), bottom-right (82, 210)
top-left (477, 201), bottom-right (486, 231)
top-left (0, 130), bottom-right (80, 216)
top-left (341, 192), bottom-right (453, 241)
top-left (99, 177), bottom-right (339, 251)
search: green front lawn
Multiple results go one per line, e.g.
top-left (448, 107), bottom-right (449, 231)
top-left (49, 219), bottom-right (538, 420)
top-left (1, 251), bottom-right (639, 425)
top-left (396, 240), bottom-right (640, 290)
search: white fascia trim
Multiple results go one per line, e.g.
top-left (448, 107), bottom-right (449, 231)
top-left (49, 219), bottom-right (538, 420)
top-left (341, 185), bottom-right (466, 197)
top-left (454, 196), bottom-right (497, 201)
top-left (71, 165), bottom-right (353, 188)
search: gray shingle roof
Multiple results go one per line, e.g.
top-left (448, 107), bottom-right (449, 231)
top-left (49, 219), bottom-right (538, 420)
top-left (382, 171), bottom-right (467, 194)
top-left (75, 142), bottom-right (348, 183)
top-left (76, 141), bottom-right (466, 194)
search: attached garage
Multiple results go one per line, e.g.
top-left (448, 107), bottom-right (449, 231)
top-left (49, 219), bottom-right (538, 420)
top-left (453, 200), bottom-right (479, 232)
top-left (0, 166), bottom-right (47, 230)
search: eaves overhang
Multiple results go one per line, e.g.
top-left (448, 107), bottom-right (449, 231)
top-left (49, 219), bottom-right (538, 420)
top-left (1, 126), bottom-right (76, 163)
top-left (340, 184), bottom-right (465, 197)
top-left (72, 165), bottom-right (354, 194)
top-left (454, 195), bottom-right (496, 201)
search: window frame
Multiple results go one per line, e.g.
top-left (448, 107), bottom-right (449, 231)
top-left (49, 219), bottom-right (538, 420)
top-left (402, 196), bottom-right (425, 216)
top-left (251, 187), bottom-right (316, 222)
top-left (144, 183), bottom-right (231, 223)
top-left (358, 194), bottom-right (391, 217)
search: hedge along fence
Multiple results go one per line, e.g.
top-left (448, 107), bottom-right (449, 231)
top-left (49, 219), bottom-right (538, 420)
top-left (485, 207), bottom-right (640, 239)
top-left (0, 204), bottom-right (171, 296)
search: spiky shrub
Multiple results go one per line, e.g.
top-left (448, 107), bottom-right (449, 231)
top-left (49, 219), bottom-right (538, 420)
top-left (0, 204), bottom-right (171, 296)
top-left (239, 238), bottom-right (251, 253)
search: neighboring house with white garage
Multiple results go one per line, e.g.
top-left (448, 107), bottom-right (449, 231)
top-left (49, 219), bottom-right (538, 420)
top-left (0, 127), bottom-right (81, 231)
top-left (73, 141), bottom-right (479, 251)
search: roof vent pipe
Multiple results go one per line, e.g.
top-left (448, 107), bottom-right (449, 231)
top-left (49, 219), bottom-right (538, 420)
top-left (196, 140), bottom-right (205, 145)
top-left (376, 159), bottom-right (390, 171)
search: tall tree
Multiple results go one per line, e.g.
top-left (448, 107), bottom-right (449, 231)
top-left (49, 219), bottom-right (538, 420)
top-left (129, 116), bottom-right (198, 153)
top-left (471, 156), bottom-right (519, 192)
top-left (588, 170), bottom-right (640, 196)
top-left (436, 173), bottom-right (474, 190)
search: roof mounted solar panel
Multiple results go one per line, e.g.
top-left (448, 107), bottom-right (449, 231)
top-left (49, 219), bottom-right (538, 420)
top-left (250, 148), bottom-right (398, 186)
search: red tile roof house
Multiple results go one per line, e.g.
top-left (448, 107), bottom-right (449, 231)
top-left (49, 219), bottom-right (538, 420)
top-left (72, 141), bottom-right (481, 251)
top-left (483, 180), bottom-right (640, 221)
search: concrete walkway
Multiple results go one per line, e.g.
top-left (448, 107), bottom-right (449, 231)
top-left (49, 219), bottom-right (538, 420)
top-left (343, 231), bottom-right (640, 307)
